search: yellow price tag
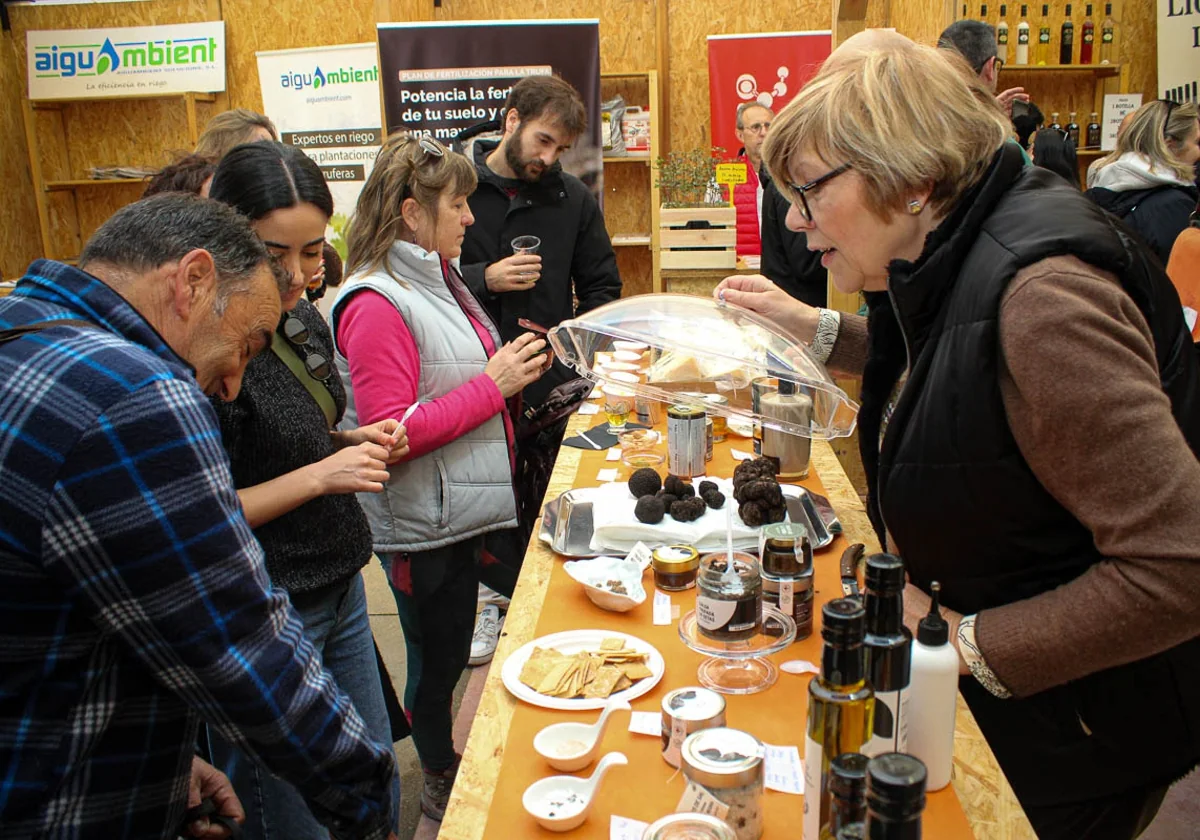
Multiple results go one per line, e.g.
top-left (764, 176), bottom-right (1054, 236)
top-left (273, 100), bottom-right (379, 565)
top-left (715, 162), bottom-right (749, 207)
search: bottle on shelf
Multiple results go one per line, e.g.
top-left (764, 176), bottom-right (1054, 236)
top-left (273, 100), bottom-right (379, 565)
top-left (962, 2), bottom-right (968, 18)
top-left (1087, 112), bottom-right (1102, 148)
top-left (1080, 4), bottom-right (1095, 64)
top-left (861, 554), bottom-right (911, 758)
top-left (863, 754), bottom-right (928, 840)
top-left (822, 753), bottom-right (869, 840)
top-left (905, 582), bottom-right (959, 791)
top-left (997, 5), bottom-right (1011, 65)
top-left (980, 2), bottom-right (988, 21)
top-left (1049, 111), bottom-right (1062, 132)
top-left (1066, 112), bottom-right (1081, 146)
top-left (803, 599), bottom-right (875, 840)
top-left (1060, 4), bottom-right (1075, 64)
top-left (1035, 3), bottom-right (1052, 65)
top-left (1015, 5), bottom-right (1031, 65)
top-left (1100, 2), bottom-right (1116, 64)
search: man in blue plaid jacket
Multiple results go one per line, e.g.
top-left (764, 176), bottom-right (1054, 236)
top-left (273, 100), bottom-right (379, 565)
top-left (0, 195), bottom-right (398, 840)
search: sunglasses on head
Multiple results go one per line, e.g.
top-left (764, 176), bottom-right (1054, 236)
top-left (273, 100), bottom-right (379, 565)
top-left (281, 313), bottom-right (332, 383)
top-left (1161, 98), bottom-right (1182, 139)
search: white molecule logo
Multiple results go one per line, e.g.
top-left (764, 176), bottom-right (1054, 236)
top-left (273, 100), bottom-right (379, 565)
top-left (736, 66), bottom-right (790, 108)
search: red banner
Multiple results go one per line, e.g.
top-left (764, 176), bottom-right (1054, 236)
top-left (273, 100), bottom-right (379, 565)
top-left (707, 31), bottom-right (832, 159)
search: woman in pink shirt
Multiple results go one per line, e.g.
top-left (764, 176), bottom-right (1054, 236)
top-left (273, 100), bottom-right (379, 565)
top-left (331, 133), bottom-right (548, 822)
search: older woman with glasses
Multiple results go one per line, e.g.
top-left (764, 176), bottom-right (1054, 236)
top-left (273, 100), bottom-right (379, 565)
top-left (718, 31), bottom-right (1200, 840)
top-left (206, 141), bottom-right (407, 839)
top-left (1087, 98), bottom-right (1200, 263)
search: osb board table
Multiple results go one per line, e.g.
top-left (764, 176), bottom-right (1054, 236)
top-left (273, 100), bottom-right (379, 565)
top-left (440, 412), bottom-right (1035, 839)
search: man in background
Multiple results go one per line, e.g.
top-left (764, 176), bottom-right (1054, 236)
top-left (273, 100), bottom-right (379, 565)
top-left (938, 19), bottom-right (1030, 115)
top-left (733, 101), bottom-right (774, 258)
top-left (0, 194), bottom-right (397, 840)
top-left (460, 75), bottom-right (621, 666)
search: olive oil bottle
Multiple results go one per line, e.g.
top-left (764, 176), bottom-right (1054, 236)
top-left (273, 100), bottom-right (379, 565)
top-left (803, 599), bottom-right (875, 840)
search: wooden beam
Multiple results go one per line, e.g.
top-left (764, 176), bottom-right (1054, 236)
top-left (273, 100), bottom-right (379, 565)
top-left (655, 0), bottom-right (670, 153)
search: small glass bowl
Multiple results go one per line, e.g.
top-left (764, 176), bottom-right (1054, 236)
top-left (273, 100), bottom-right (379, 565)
top-left (621, 449), bottom-right (666, 468)
top-left (618, 429), bottom-right (661, 448)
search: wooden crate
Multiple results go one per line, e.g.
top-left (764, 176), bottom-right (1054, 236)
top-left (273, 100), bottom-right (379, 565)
top-left (659, 206), bottom-right (736, 270)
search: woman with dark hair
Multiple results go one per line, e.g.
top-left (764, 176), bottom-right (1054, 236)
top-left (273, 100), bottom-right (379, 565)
top-left (1031, 128), bottom-right (1081, 187)
top-left (206, 141), bottom-right (405, 839)
top-left (141, 152), bottom-right (217, 198)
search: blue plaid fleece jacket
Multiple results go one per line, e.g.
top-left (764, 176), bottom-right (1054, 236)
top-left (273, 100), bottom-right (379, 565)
top-left (0, 262), bottom-right (395, 839)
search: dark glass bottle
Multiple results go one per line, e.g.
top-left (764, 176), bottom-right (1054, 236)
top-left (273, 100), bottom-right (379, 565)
top-left (1066, 112), bottom-right (1081, 147)
top-left (864, 753), bottom-right (927, 840)
top-left (823, 753), bottom-right (870, 840)
top-left (1080, 4), bottom-right (1095, 63)
top-left (1060, 4), bottom-right (1074, 64)
top-left (861, 554), bottom-right (912, 757)
top-left (1086, 112), bottom-right (1102, 148)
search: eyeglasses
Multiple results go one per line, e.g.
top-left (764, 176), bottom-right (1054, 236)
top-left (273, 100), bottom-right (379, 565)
top-left (787, 163), bottom-right (852, 223)
top-left (1161, 98), bottom-right (1181, 139)
top-left (741, 121), bottom-right (772, 135)
top-left (281, 313), bottom-right (333, 383)
top-left (992, 55), bottom-right (1005, 71)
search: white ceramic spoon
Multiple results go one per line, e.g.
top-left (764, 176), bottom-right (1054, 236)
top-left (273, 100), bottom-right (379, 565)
top-left (533, 697), bottom-right (632, 772)
top-left (522, 751), bottom-right (629, 832)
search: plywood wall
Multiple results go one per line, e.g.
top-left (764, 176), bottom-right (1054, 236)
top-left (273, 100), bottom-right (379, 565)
top-left (0, 0), bottom-right (1162, 278)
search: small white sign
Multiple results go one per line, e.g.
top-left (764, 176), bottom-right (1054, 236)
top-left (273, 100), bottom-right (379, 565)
top-left (763, 743), bottom-right (805, 794)
top-left (578, 402), bottom-right (600, 415)
top-left (606, 447), bottom-right (622, 461)
top-left (597, 468), bottom-right (619, 482)
top-left (628, 711), bottom-right (662, 736)
top-left (1101, 94), bottom-right (1144, 151)
top-left (731, 449), bottom-right (755, 461)
top-left (625, 542), bottom-right (653, 569)
top-left (611, 815), bottom-right (650, 840)
top-left (28, 21), bottom-right (225, 100)
top-left (653, 590), bottom-right (673, 625)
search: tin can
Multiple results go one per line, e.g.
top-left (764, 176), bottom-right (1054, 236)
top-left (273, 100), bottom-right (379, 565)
top-left (642, 813), bottom-right (737, 840)
top-left (681, 728), bottom-right (765, 840)
top-left (667, 404), bottom-right (706, 478)
top-left (750, 376), bottom-right (779, 457)
top-left (705, 417), bottom-right (714, 462)
top-left (635, 396), bottom-right (664, 426)
top-left (661, 687), bottom-right (727, 768)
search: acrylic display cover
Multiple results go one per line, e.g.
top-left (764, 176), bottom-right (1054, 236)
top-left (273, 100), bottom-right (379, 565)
top-left (548, 294), bottom-right (859, 440)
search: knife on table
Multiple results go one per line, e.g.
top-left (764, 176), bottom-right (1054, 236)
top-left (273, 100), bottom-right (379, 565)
top-left (840, 542), bottom-right (865, 598)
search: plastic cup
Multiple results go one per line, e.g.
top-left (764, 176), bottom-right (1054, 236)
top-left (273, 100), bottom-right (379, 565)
top-left (512, 235), bottom-right (541, 255)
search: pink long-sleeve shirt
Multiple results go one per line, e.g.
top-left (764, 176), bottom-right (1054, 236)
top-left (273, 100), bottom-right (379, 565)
top-left (336, 281), bottom-right (514, 466)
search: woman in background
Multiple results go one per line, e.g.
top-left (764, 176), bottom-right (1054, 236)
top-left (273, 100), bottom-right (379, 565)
top-left (195, 108), bottom-right (277, 159)
top-left (1031, 128), bottom-right (1080, 188)
top-left (1087, 99), bottom-right (1200, 263)
top-left (207, 141), bottom-right (405, 839)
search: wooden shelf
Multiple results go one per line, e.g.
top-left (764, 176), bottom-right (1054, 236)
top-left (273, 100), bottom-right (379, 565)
top-left (603, 155), bottom-right (650, 165)
top-left (601, 71), bottom-right (653, 79)
top-left (1076, 148), bottom-right (1107, 157)
top-left (612, 234), bottom-right (652, 247)
top-left (45, 178), bottom-right (147, 191)
top-left (31, 91), bottom-right (217, 109)
top-left (999, 63), bottom-right (1120, 76)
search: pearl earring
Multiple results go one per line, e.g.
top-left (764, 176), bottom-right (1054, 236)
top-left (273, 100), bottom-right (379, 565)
top-left (908, 200), bottom-right (923, 215)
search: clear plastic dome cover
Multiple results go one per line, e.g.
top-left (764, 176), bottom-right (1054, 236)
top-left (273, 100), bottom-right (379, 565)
top-left (549, 294), bottom-right (859, 440)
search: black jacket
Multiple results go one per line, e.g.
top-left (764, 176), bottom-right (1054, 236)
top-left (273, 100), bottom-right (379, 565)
top-left (759, 165), bottom-right (828, 308)
top-left (863, 143), bottom-right (1200, 814)
top-left (460, 139), bottom-right (621, 406)
top-left (1085, 182), bottom-right (1197, 266)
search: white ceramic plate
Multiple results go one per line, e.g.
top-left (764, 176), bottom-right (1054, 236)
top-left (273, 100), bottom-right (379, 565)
top-left (500, 629), bottom-right (666, 711)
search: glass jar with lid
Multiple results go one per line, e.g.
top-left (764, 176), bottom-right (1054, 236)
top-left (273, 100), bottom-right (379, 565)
top-left (696, 552), bottom-right (762, 643)
top-left (642, 813), bottom-right (738, 840)
top-left (680, 728), bottom-right (765, 840)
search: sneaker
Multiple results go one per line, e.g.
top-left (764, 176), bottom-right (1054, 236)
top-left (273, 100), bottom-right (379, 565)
top-left (469, 604), bottom-right (504, 666)
top-left (421, 755), bottom-right (460, 821)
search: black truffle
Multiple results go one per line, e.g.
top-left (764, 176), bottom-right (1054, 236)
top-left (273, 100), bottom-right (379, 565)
top-left (698, 480), bottom-right (718, 497)
top-left (733, 458), bottom-right (777, 492)
top-left (628, 467), bottom-right (663, 499)
top-left (702, 489), bottom-right (726, 510)
top-left (663, 475), bottom-right (689, 497)
top-left (734, 479), bottom-right (785, 507)
top-left (669, 496), bottom-right (707, 523)
top-left (739, 500), bottom-right (768, 527)
top-left (678, 482), bottom-right (696, 499)
top-left (658, 492), bottom-right (679, 508)
top-left (634, 494), bottom-right (666, 524)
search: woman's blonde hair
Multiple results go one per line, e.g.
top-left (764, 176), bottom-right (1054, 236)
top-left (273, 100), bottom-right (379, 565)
top-left (1095, 99), bottom-right (1199, 183)
top-left (345, 132), bottom-right (478, 285)
top-left (762, 34), bottom-right (1011, 220)
top-left (194, 109), bottom-right (277, 159)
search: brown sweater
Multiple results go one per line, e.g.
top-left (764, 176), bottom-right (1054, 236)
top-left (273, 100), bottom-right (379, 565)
top-left (828, 255), bottom-right (1200, 699)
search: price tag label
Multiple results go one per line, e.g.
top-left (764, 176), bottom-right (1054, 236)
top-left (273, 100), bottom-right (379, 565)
top-left (578, 402), bottom-right (601, 415)
top-left (597, 468), bottom-right (619, 482)
top-left (763, 743), bottom-right (804, 794)
top-left (606, 447), bottom-right (622, 461)
top-left (781, 578), bottom-right (794, 614)
top-left (611, 815), bottom-right (650, 840)
top-left (628, 711), bottom-right (662, 736)
top-left (664, 716), bottom-right (688, 768)
top-left (654, 590), bottom-right (673, 625)
top-left (731, 449), bottom-right (754, 461)
top-left (626, 542), bottom-right (653, 570)
top-left (675, 780), bottom-right (730, 821)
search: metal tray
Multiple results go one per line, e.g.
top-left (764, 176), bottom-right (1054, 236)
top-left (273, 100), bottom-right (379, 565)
top-left (540, 484), bottom-right (837, 559)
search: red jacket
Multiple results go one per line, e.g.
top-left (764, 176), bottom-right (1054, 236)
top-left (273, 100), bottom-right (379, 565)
top-left (733, 154), bottom-right (761, 257)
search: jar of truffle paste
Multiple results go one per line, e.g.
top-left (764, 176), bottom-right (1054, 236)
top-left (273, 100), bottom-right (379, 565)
top-left (653, 545), bottom-right (701, 591)
top-left (642, 813), bottom-right (738, 840)
top-left (696, 552), bottom-right (762, 643)
top-left (661, 686), bottom-right (727, 768)
top-left (680, 728), bottom-right (764, 840)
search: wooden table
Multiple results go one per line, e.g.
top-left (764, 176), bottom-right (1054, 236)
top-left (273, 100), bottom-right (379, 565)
top-left (440, 413), bottom-right (1034, 839)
